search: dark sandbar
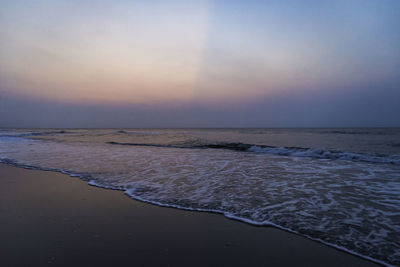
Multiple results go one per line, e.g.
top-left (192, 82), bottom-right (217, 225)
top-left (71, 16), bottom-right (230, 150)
top-left (0, 164), bottom-right (379, 266)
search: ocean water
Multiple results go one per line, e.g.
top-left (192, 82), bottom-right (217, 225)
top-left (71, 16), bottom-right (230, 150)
top-left (0, 128), bottom-right (399, 266)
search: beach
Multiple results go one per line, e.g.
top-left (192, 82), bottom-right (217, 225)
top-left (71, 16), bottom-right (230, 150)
top-left (0, 163), bottom-right (380, 266)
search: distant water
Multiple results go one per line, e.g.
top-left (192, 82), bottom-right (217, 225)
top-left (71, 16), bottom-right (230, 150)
top-left (1, 128), bottom-right (399, 266)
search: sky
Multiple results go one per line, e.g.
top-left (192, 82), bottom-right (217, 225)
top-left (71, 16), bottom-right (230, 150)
top-left (1, 0), bottom-right (399, 128)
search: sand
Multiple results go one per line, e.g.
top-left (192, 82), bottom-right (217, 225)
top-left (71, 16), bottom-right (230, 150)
top-left (0, 163), bottom-right (380, 266)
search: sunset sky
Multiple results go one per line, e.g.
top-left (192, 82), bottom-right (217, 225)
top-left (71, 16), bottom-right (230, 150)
top-left (1, 0), bottom-right (399, 127)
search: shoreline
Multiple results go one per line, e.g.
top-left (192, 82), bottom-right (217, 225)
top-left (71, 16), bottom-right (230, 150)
top-left (0, 163), bottom-right (381, 266)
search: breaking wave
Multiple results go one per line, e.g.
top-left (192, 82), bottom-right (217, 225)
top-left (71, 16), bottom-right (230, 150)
top-left (107, 141), bottom-right (400, 165)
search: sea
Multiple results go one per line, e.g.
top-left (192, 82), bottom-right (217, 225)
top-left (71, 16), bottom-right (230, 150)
top-left (0, 128), bottom-right (399, 266)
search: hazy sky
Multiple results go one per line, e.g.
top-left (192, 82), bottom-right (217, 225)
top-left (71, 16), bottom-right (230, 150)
top-left (1, 0), bottom-right (399, 127)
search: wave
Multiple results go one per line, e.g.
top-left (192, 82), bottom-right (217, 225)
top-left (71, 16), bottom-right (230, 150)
top-left (0, 130), bottom-right (68, 138)
top-left (106, 141), bottom-right (251, 150)
top-left (326, 129), bottom-right (397, 135)
top-left (116, 130), bottom-right (165, 135)
top-left (107, 141), bottom-right (400, 165)
top-left (329, 130), bottom-right (381, 135)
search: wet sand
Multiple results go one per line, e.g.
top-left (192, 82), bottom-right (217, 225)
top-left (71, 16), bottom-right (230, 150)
top-left (0, 163), bottom-right (380, 266)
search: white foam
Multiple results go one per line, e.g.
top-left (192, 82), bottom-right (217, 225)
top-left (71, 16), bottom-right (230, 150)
top-left (248, 145), bottom-right (400, 165)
